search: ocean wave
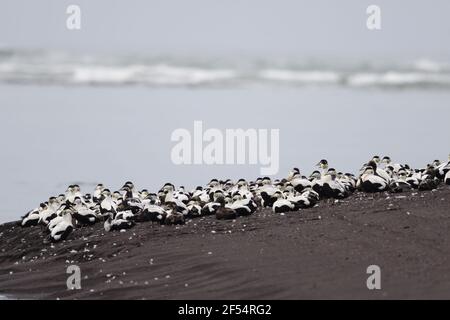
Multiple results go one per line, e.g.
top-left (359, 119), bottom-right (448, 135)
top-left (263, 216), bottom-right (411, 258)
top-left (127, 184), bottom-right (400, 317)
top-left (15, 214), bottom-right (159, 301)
top-left (1, 49), bottom-right (450, 89)
top-left (259, 69), bottom-right (341, 84)
top-left (412, 59), bottom-right (450, 72)
top-left (347, 72), bottom-right (450, 87)
top-left (71, 64), bottom-right (237, 85)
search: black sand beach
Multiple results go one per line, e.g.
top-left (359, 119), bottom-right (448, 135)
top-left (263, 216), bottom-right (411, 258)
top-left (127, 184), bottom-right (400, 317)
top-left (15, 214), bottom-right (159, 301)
top-left (1, 186), bottom-right (450, 300)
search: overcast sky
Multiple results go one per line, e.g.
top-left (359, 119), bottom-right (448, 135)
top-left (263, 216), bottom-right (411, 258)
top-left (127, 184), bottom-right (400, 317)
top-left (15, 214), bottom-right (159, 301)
top-left (1, 0), bottom-right (450, 60)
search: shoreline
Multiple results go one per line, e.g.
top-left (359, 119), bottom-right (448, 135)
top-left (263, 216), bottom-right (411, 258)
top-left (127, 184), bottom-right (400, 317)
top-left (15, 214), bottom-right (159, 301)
top-left (1, 186), bottom-right (450, 299)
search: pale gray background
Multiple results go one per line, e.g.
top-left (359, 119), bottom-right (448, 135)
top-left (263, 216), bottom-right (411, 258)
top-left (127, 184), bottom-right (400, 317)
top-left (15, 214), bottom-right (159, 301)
top-left (1, 0), bottom-right (450, 58)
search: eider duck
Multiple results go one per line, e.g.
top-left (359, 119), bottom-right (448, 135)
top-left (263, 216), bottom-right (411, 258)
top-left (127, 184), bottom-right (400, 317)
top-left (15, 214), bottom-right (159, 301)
top-left (358, 166), bottom-right (389, 193)
top-left (164, 191), bottom-right (188, 216)
top-left (163, 203), bottom-right (185, 225)
top-left (340, 173), bottom-right (357, 193)
top-left (226, 194), bottom-right (256, 216)
top-left (192, 186), bottom-right (210, 203)
top-left (21, 205), bottom-right (42, 227)
top-left (381, 156), bottom-right (403, 173)
top-left (47, 209), bottom-right (72, 234)
top-left (290, 171), bottom-right (312, 193)
top-left (100, 189), bottom-right (117, 217)
top-left (321, 168), bottom-right (348, 199)
top-left (418, 166), bottom-right (440, 191)
top-left (272, 191), bottom-right (295, 213)
top-left (316, 159), bottom-right (329, 172)
top-left (287, 188), bottom-right (320, 209)
top-left (215, 197), bottom-right (237, 220)
top-left (201, 201), bottom-right (221, 216)
top-left (49, 210), bottom-right (74, 242)
top-left (389, 170), bottom-right (412, 193)
top-left (174, 186), bottom-right (190, 204)
top-left (72, 197), bottom-right (98, 225)
top-left (139, 201), bottom-right (167, 223)
top-left (367, 159), bottom-right (392, 183)
top-left (259, 184), bottom-right (279, 208)
top-left (406, 170), bottom-right (421, 189)
top-left (93, 184), bottom-right (105, 203)
top-left (115, 210), bottom-right (135, 221)
top-left (436, 155), bottom-right (450, 180)
top-left (186, 200), bottom-right (203, 218)
top-left (104, 212), bottom-right (135, 232)
top-left (287, 168), bottom-right (300, 182)
top-left (38, 203), bottom-right (57, 226)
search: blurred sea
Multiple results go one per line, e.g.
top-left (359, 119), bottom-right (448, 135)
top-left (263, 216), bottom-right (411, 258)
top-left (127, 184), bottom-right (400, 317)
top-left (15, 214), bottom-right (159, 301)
top-left (2, 48), bottom-right (450, 89)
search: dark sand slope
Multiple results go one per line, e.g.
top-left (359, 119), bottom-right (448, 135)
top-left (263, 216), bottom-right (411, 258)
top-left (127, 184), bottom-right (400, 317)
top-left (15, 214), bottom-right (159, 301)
top-left (1, 186), bottom-right (450, 299)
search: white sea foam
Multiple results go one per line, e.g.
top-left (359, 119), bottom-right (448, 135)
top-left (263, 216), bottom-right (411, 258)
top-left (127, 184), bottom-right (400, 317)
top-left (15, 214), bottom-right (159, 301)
top-left (259, 69), bottom-right (340, 84)
top-left (138, 64), bottom-right (237, 85)
top-left (413, 59), bottom-right (449, 72)
top-left (71, 64), bottom-right (237, 85)
top-left (72, 66), bottom-right (142, 84)
top-left (348, 72), bottom-right (450, 87)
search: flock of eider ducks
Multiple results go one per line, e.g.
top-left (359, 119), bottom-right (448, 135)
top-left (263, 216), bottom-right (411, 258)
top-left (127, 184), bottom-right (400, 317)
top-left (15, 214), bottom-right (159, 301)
top-left (20, 155), bottom-right (450, 242)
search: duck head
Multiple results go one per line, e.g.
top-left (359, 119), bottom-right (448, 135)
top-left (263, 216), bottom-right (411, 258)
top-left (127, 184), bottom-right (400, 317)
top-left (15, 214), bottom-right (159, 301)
top-left (316, 159), bottom-right (329, 170)
top-left (381, 156), bottom-right (391, 165)
top-left (371, 156), bottom-right (381, 164)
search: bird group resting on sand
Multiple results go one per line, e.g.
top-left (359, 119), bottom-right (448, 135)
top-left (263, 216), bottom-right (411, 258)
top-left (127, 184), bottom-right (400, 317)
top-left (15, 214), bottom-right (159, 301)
top-left (20, 155), bottom-right (450, 242)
